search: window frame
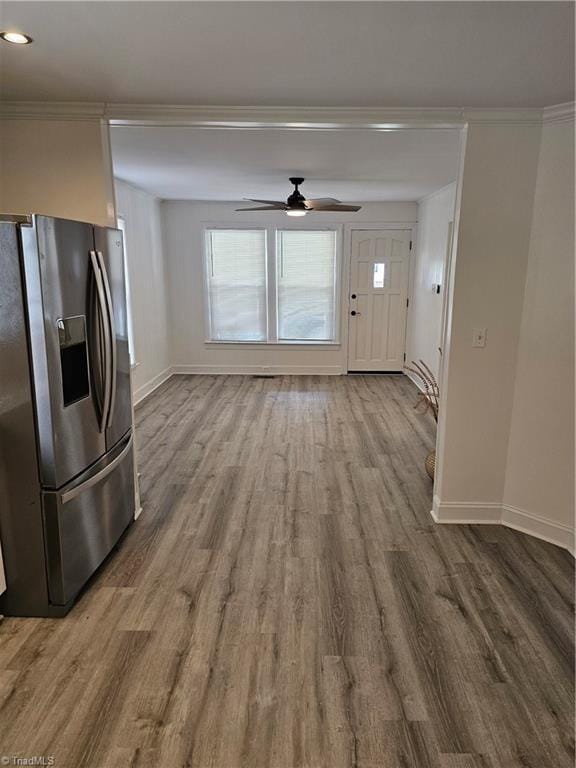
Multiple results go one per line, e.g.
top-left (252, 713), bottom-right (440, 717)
top-left (203, 226), bottom-right (269, 343)
top-left (203, 223), bottom-right (342, 347)
top-left (116, 215), bottom-right (137, 366)
top-left (275, 228), bottom-right (339, 344)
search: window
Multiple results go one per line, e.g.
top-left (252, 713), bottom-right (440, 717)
top-left (373, 262), bottom-right (386, 289)
top-left (205, 229), bottom-right (267, 341)
top-left (117, 217), bottom-right (136, 365)
top-left (277, 230), bottom-right (337, 341)
top-left (204, 228), bottom-right (339, 344)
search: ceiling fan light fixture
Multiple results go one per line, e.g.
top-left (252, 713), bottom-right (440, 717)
top-left (237, 178), bottom-right (361, 215)
top-left (0, 31), bottom-right (33, 44)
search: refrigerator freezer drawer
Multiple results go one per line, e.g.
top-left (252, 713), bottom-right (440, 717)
top-left (42, 434), bottom-right (135, 605)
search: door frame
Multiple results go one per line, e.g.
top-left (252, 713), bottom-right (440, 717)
top-left (437, 219), bottom-right (454, 391)
top-left (342, 223), bottom-right (417, 373)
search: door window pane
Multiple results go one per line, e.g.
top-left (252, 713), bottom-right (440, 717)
top-left (277, 230), bottom-right (337, 341)
top-left (373, 262), bottom-right (385, 288)
top-left (206, 230), bottom-right (267, 341)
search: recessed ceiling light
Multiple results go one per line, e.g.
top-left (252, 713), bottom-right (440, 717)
top-left (0, 31), bottom-right (34, 45)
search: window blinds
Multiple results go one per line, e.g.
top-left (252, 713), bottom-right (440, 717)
top-left (276, 230), bottom-right (337, 341)
top-left (206, 230), bottom-right (267, 341)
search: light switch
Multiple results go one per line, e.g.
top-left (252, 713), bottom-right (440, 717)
top-left (472, 328), bottom-right (487, 348)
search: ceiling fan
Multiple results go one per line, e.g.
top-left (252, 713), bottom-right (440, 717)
top-left (236, 177), bottom-right (362, 217)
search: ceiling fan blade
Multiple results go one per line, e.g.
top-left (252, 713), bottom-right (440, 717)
top-left (312, 204), bottom-right (363, 212)
top-left (245, 198), bottom-right (288, 208)
top-left (304, 197), bottom-right (342, 209)
top-left (236, 206), bottom-right (286, 211)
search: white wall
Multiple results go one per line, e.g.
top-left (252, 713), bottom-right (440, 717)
top-left (406, 183), bottom-right (456, 379)
top-left (503, 115), bottom-right (575, 549)
top-left (115, 179), bottom-right (171, 401)
top-left (434, 122), bottom-right (542, 514)
top-left (434, 115), bottom-right (575, 553)
top-left (0, 118), bottom-right (115, 226)
top-left (162, 201), bottom-right (417, 375)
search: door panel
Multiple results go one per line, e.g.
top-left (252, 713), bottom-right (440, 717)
top-left (42, 435), bottom-right (134, 605)
top-left (94, 227), bottom-right (132, 450)
top-left (347, 230), bottom-right (411, 372)
top-left (28, 217), bottom-right (106, 488)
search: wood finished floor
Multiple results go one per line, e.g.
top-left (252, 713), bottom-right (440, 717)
top-left (0, 374), bottom-right (573, 768)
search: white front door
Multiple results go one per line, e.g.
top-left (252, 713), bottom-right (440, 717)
top-left (347, 229), bottom-right (411, 372)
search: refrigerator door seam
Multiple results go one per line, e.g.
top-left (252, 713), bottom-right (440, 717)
top-left (96, 250), bottom-right (117, 429)
top-left (89, 250), bottom-right (112, 432)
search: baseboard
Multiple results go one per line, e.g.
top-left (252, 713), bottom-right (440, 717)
top-left (171, 364), bottom-right (344, 376)
top-left (431, 495), bottom-right (575, 555)
top-left (132, 366), bottom-right (173, 405)
top-left (431, 496), bottom-right (502, 524)
top-left (501, 504), bottom-right (575, 555)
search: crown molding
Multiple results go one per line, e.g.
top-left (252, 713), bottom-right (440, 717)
top-left (106, 105), bottom-right (547, 129)
top-left (462, 107), bottom-right (543, 126)
top-left (542, 102), bottom-right (575, 125)
top-left (0, 101), bottom-right (465, 128)
top-left (0, 101), bottom-right (560, 128)
top-left (105, 104), bottom-right (467, 129)
top-left (0, 101), bottom-right (106, 120)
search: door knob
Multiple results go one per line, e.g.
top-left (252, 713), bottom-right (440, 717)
top-left (351, 310), bottom-right (361, 316)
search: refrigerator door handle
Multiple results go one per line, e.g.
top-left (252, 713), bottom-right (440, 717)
top-left (96, 250), bottom-right (117, 429)
top-left (89, 250), bottom-right (112, 432)
top-left (60, 434), bottom-right (133, 504)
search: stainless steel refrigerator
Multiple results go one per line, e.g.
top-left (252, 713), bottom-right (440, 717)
top-left (0, 214), bottom-right (135, 616)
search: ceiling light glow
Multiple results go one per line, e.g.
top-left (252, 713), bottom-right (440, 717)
top-left (0, 31), bottom-right (33, 45)
top-left (286, 209), bottom-right (307, 217)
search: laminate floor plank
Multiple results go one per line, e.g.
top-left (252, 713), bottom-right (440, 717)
top-left (0, 374), bottom-right (573, 767)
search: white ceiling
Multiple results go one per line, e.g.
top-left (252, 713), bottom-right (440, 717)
top-left (1, 2), bottom-right (573, 107)
top-left (110, 126), bottom-right (461, 201)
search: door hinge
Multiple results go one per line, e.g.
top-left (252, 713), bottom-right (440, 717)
top-left (406, 298), bottom-right (409, 308)
top-left (403, 352), bottom-right (406, 362)
top-left (409, 240), bottom-right (412, 250)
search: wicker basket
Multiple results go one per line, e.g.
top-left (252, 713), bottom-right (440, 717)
top-left (425, 450), bottom-right (436, 480)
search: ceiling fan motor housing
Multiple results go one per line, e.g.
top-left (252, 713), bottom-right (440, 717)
top-left (287, 177), bottom-right (307, 209)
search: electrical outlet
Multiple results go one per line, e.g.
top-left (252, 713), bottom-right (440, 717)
top-left (472, 328), bottom-right (487, 348)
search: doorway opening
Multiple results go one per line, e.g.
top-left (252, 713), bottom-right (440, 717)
top-left (108, 114), bottom-right (467, 503)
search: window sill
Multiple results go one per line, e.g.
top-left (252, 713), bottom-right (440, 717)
top-left (204, 340), bottom-right (340, 349)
